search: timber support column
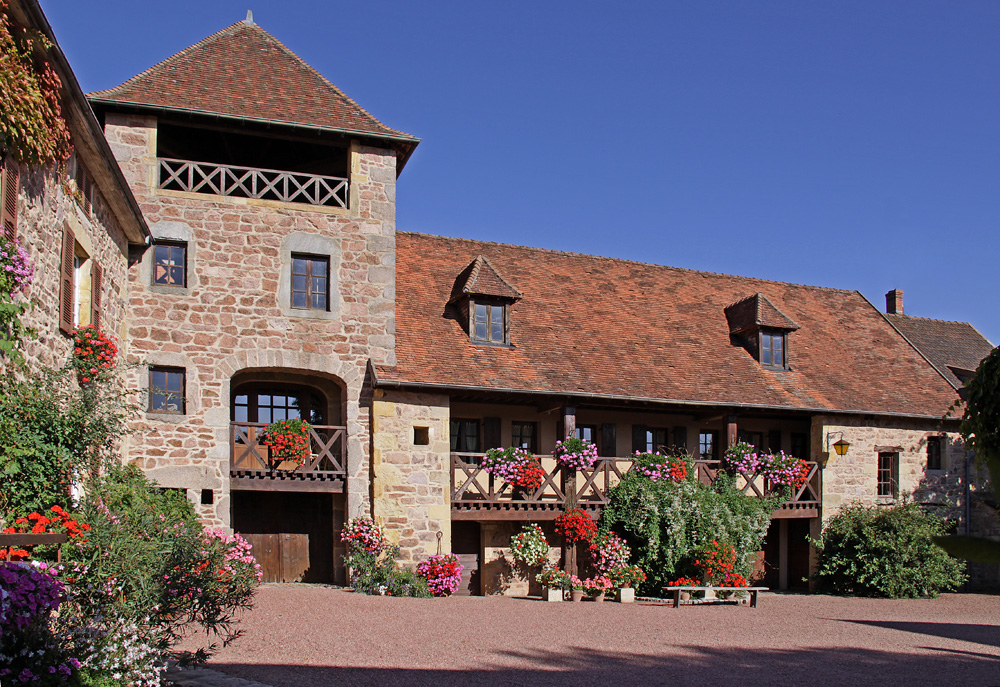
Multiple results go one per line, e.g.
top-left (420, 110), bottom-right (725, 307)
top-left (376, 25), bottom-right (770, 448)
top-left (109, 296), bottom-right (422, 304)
top-left (727, 415), bottom-right (738, 448)
top-left (562, 404), bottom-right (578, 576)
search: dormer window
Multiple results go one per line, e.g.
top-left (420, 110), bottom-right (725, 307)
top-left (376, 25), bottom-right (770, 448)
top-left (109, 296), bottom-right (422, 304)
top-left (725, 293), bottom-right (798, 370)
top-left (449, 255), bottom-right (521, 347)
top-left (473, 301), bottom-right (506, 343)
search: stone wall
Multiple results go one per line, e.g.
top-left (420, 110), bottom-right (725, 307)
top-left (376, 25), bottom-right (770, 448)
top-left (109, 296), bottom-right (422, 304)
top-left (13, 166), bottom-right (130, 373)
top-left (103, 113), bottom-right (397, 526)
top-left (480, 521), bottom-right (562, 596)
top-left (371, 389), bottom-right (451, 566)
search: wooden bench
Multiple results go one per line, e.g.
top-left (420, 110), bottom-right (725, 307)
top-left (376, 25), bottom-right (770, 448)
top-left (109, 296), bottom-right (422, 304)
top-left (665, 586), bottom-right (768, 608)
top-left (0, 533), bottom-right (69, 562)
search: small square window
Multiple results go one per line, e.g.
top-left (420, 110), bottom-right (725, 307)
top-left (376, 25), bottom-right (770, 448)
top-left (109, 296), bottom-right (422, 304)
top-left (149, 367), bottom-right (186, 414)
top-left (291, 254), bottom-right (329, 310)
top-left (471, 301), bottom-right (506, 344)
top-left (152, 242), bottom-right (187, 287)
top-left (413, 426), bottom-right (430, 446)
top-left (927, 436), bottom-right (943, 471)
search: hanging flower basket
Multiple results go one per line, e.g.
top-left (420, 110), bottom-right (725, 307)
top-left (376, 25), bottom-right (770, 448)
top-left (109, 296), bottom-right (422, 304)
top-left (261, 418), bottom-right (312, 468)
top-left (416, 553), bottom-right (464, 596)
top-left (510, 523), bottom-right (549, 566)
top-left (554, 508), bottom-right (597, 544)
top-left (552, 436), bottom-right (599, 470)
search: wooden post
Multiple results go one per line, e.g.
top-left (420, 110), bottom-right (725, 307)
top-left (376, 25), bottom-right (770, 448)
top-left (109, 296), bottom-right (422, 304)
top-left (562, 404), bottom-right (578, 576)
top-left (778, 519), bottom-right (789, 591)
top-left (726, 415), bottom-right (738, 448)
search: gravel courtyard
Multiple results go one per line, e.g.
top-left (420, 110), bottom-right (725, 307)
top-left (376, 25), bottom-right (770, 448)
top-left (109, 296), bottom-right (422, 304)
top-left (191, 585), bottom-right (999, 687)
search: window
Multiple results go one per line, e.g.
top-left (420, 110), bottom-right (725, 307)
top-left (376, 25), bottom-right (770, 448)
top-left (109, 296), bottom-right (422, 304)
top-left (699, 431), bottom-right (719, 460)
top-left (450, 419), bottom-right (480, 453)
top-left (511, 421), bottom-right (538, 452)
top-left (927, 436), bottom-right (943, 471)
top-left (233, 386), bottom-right (326, 424)
top-left (760, 330), bottom-right (785, 368)
top-left (877, 452), bottom-right (898, 499)
top-left (633, 426), bottom-right (670, 453)
top-left (153, 242), bottom-right (186, 287)
top-left (574, 424), bottom-right (598, 444)
top-left (149, 367), bottom-right (185, 414)
top-left (471, 301), bottom-right (506, 344)
top-left (791, 432), bottom-right (808, 460)
top-left (59, 227), bottom-right (102, 334)
top-left (291, 255), bottom-right (329, 310)
top-left (737, 430), bottom-right (764, 450)
top-left (413, 426), bottom-right (430, 446)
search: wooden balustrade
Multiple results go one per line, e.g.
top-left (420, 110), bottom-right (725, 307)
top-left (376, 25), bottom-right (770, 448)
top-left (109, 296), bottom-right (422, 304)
top-left (451, 455), bottom-right (820, 519)
top-left (230, 422), bottom-right (347, 492)
top-left (158, 158), bottom-right (349, 208)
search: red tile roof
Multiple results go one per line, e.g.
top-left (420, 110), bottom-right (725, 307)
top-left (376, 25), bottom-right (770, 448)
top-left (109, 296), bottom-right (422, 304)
top-left (724, 293), bottom-right (799, 334)
top-left (450, 256), bottom-right (522, 302)
top-left (885, 314), bottom-right (995, 389)
top-left (88, 19), bottom-right (417, 158)
top-left (378, 233), bottom-right (961, 418)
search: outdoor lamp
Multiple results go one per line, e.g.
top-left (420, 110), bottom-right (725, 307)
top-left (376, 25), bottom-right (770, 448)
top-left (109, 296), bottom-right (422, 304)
top-left (832, 438), bottom-right (851, 456)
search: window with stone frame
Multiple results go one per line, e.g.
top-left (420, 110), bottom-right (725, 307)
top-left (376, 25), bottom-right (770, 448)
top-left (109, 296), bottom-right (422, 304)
top-left (152, 241), bottom-right (187, 287)
top-left (59, 227), bottom-right (102, 335)
top-left (926, 436), bottom-right (944, 471)
top-left (291, 254), bottom-right (329, 311)
top-left (877, 452), bottom-right (899, 499)
top-left (149, 367), bottom-right (186, 414)
top-left (511, 421), bottom-right (538, 452)
top-left (470, 300), bottom-right (507, 344)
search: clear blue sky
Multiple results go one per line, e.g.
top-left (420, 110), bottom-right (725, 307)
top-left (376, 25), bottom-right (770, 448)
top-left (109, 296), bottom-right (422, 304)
top-left (42, 0), bottom-right (1000, 345)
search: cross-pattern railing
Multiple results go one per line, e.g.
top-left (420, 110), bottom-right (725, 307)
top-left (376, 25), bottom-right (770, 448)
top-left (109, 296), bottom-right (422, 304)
top-left (230, 422), bottom-right (346, 489)
top-left (451, 455), bottom-right (820, 518)
top-left (159, 158), bottom-right (349, 208)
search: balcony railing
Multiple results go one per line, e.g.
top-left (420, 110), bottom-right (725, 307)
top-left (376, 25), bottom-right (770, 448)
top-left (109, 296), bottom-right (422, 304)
top-left (159, 158), bottom-right (349, 208)
top-left (230, 422), bottom-right (347, 492)
top-left (451, 454), bottom-right (820, 519)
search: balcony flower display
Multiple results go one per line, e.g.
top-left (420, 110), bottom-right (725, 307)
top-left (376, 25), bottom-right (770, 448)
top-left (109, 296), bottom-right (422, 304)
top-left (70, 325), bottom-right (118, 383)
top-left (589, 531), bottom-right (631, 575)
top-left (482, 446), bottom-right (545, 491)
top-left (510, 523), bottom-right (549, 566)
top-left (416, 553), bottom-right (464, 597)
top-left (722, 442), bottom-right (761, 473)
top-left (552, 436), bottom-right (599, 470)
top-left (762, 451), bottom-right (810, 489)
top-left (632, 451), bottom-right (689, 483)
top-left (261, 418), bottom-right (312, 467)
top-left (554, 507), bottom-right (597, 544)
top-left (535, 566), bottom-right (571, 590)
top-left (340, 516), bottom-right (389, 555)
top-left (693, 540), bottom-right (738, 584)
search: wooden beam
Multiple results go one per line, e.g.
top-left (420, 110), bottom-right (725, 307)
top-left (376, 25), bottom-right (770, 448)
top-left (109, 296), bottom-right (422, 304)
top-left (727, 415), bottom-right (738, 448)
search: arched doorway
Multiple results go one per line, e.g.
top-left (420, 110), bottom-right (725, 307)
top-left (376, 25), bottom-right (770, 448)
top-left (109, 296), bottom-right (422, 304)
top-left (229, 372), bottom-right (347, 584)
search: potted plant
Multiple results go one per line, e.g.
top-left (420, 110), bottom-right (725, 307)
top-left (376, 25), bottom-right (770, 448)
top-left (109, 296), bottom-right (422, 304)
top-left (482, 446), bottom-right (545, 496)
top-left (261, 418), bottom-right (312, 468)
top-left (609, 564), bottom-right (646, 603)
top-left (666, 576), bottom-right (701, 601)
top-left (583, 575), bottom-right (613, 602)
top-left (552, 436), bottom-right (599, 470)
top-left (535, 566), bottom-right (569, 602)
top-left (510, 523), bottom-right (549, 568)
top-left (567, 574), bottom-right (585, 602)
top-left (589, 531), bottom-right (631, 575)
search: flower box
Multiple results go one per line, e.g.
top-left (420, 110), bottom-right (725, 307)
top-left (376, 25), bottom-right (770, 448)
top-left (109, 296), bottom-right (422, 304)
top-left (616, 587), bottom-right (635, 603)
top-left (544, 586), bottom-right (563, 602)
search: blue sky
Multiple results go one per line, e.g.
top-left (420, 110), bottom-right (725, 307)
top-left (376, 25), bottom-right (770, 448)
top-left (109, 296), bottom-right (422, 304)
top-left (41, 1), bottom-right (1000, 345)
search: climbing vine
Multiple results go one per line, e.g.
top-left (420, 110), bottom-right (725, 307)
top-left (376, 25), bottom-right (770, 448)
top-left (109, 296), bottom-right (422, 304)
top-left (0, 0), bottom-right (72, 165)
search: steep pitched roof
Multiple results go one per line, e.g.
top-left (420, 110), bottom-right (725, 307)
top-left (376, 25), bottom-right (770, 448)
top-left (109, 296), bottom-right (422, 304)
top-left (885, 313), bottom-right (995, 389)
top-left (377, 233), bottom-right (961, 418)
top-left (725, 293), bottom-right (799, 334)
top-left (449, 256), bottom-right (521, 303)
top-left (88, 19), bottom-right (417, 162)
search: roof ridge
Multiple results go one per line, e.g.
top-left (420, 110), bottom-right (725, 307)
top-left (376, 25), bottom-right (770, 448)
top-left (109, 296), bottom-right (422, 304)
top-left (886, 312), bottom-right (979, 327)
top-left (398, 231), bottom-right (862, 297)
top-left (89, 22), bottom-right (242, 98)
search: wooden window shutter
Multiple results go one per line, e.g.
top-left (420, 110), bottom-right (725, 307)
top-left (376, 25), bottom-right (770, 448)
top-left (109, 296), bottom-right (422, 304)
top-left (1, 158), bottom-right (18, 241)
top-left (59, 227), bottom-right (75, 335)
top-left (91, 262), bottom-right (103, 330)
top-left (600, 423), bottom-right (616, 458)
top-left (768, 430), bottom-right (782, 454)
top-left (483, 417), bottom-right (501, 451)
top-left (673, 426), bottom-right (688, 451)
top-left (631, 425), bottom-right (647, 453)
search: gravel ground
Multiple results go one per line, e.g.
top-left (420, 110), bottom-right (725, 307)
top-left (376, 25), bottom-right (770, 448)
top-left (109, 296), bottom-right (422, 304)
top-left (189, 585), bottom-right (999, 687)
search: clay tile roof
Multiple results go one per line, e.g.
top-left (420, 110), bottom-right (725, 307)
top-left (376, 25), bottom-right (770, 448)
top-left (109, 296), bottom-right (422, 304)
top-left (885, 313), bottom-right (995, 389)
top-left (724, 293), bottom-right (799, 334)
top-left (88, 19), bottom-right (416, 146)
top-left (376, 232), bottom-right (962, 418)
top-left (450, 256), bottom-right (522, 303)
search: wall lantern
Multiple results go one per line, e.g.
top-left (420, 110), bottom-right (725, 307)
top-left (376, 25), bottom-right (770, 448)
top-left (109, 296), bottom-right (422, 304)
top-left (832, 438), bottom-right (851, 456)
top-left (823, 432), bottom-right (851, 466)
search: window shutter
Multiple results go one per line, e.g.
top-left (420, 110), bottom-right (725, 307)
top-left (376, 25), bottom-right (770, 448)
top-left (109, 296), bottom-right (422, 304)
top-left (483, 417), bottom-right (501, 451)
top-left (768, 430), bottom-right (782, 454)
top-left (91, 262), bottom-right (103, 330)
top-left (673, 426), bottom-right (688, 451)
top-left (59, 227), bottom-right (75, 335)
top-left (1, 158), bottom-right (18, 241)
top-left (631, 425), bottom-right (647, 453)
top-left (600, 423), bottom-right (616, 458)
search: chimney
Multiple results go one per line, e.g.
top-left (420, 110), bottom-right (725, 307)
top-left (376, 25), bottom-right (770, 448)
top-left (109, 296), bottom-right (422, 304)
top-left (885, 289), bottom-right (903, 315)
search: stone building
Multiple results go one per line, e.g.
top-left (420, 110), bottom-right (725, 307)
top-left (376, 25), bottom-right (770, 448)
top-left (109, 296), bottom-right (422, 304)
top-left (6, 2), bottom-right (994, 591)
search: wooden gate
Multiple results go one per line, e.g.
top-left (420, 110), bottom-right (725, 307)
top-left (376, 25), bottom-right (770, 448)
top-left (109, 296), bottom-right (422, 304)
top-left (243, 533), bottom-right (311, 583)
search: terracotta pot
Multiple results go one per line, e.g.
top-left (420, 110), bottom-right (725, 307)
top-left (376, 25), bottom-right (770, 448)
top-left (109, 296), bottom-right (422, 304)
top-left (570, 589), bottom-right (584, 602)
top-left (679, 591), bottom-right (691, 601)
top-left (592, 592), bottom-right (605, 603)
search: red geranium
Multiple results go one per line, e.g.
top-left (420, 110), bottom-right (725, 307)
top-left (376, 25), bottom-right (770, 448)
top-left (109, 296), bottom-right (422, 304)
top-left (692, 540), bottom-right (738, 583)
top-left (70, 324), bottom-right (118, 382)
top-left (0, 505), bottom-right (92, 560)
top-left (554, 508), bottom-right (597, 544)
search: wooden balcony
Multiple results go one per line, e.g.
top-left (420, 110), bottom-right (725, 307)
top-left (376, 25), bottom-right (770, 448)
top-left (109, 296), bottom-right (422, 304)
top-left (230, 422), bottom-right (347, 492)
top-left (159, 158), bottom-right (349, 208)
top-left (451, 454), bottom-right (820, 520)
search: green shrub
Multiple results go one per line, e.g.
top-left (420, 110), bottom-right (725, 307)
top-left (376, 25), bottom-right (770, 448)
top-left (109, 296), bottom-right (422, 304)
top-left (812, 502), bottom-right (967, 598)
top-left (600, 470), bottom-right (779, 594)
top-left (346, 547), bottom-right (431, 598)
